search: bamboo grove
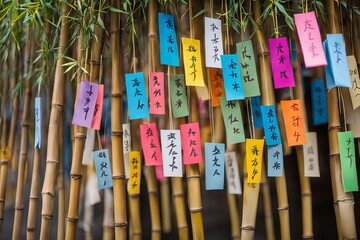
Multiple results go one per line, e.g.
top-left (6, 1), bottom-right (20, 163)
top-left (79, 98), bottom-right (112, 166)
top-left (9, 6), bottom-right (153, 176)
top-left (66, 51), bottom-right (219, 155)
top-left (0, 0), bottom-right (360, 239)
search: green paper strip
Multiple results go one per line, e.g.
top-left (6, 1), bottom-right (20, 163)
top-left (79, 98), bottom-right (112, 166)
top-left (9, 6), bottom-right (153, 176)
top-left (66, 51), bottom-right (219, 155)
top-left (220, 97), bottom-right (245, 144)
top-left (170, 74), bottom-right (189, 118)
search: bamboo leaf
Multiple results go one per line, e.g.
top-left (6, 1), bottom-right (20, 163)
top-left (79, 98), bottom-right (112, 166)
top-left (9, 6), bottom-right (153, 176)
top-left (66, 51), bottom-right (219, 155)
top-left (192, 8), bottom-right (206, 19)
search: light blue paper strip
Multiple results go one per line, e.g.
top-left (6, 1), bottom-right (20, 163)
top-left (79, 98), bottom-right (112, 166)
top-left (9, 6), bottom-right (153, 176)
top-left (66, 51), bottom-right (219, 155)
top-left (205, 143), bottom-right (225, 190)
top-left (221, 54), bottom-right (244, 100)
top-left (261, 105), bottom-right (282, 146)
top-left (267, 144), bottom-right (283, 177)
top-left (251, 96), bottom-right (263, 129)
top-left (311, 79), bottom-right (328, 125)
top-left (93, 149), bottom-right (113, 189)
top-left (34, 97), bottom-right (42, 149)
top-left (158, 13), bottom-right (180, 66)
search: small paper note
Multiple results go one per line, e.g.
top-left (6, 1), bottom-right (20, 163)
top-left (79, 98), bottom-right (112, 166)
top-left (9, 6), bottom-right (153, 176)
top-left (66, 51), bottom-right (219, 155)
top-left (82, 129), bottom-right (95, 165)
top-left (323, 34), bottom-right (352, 90)
top-left (125, 72), bottom-right (150, 120)
top-left (204, 17), bottom-right (224, 68)
top-left (156, 165), bottom-right (166, 181)
top-left (221, 54), bottom-right (244, 100)
top-left (236, 40), bottom-right (260, 97)
top-left (90, 84), bottom-right (104, 130)
top-left (303, 132), bottom-right (320, 177)
top-left (123, 123), bottom-right (131, 178)
top-left (72, 81), bottom-right (99, 128)
top-left (140, 123), bottom-right (162, 166)
top-left (338, 131), bottom-right (359, 192)
top-left (225, 152), bottom-right (242, 195)
top-left (267, 144), bottom-right (283, 177)
top-left (0, 147), bottom-right (7, 160)
top-left (85, 173), bottom-right (101, 206)
top-left (269, 37), bottom-right (295, 89)
top-left (129, 151), bottom-right (141, 194)
top-left (246, 139), bottom-right (264, 183)
top-left (209, 68), bottom-right (225, 107)
top-left (205, 143), bottom-right (225, 190)
top-left (294, 11), bottom-right (327, 68)
top-left (280, 99), bottom-right (307, 146)
top-left (160, 129), bottom-right (183, 177)
top-left (34, 97), bottom-right (42, 149)
top-left (347, 55), bottom-right (360, 109)
top-left (310, 79), bottom-right (328, 126)
top-left (261, 105), bottom-right (282, 146)
top-left (158, 13), bottom-right (180, 66)
top-left (182, 37), bottom-right (205, 86)
top-left (251, 96), bottom-right (263, 129)
top-left (149, 72), bottom-right (165, 114)
top-left (93, 149), bottom-right (113, 190)
top-left (220, 97), bottom-right (245, 144)
top-left (180, 122), bottom-right (203, 164)
top-left (170, 74), bottom-right (189, 118)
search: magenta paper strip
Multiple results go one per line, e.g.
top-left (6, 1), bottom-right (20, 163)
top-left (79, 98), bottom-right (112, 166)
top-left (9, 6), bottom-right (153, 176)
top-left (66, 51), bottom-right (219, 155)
top-left (149, 72), bottom-right (165, 114)
top-left (140, 123), bottom-right (163, 166)
top-left (269, 37), bottom-right (295, 89)
top-left (180, 122), bottom-right (203, 164)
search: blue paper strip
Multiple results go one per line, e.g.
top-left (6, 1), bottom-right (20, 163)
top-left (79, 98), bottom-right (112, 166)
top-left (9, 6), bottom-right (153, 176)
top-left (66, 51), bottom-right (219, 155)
top-left (205, 142), bottom-right (225, 190)
top-left (310, 79), bottom-right (328, 126)
top-left (251, 96), bottom-right (263, 129)
top-left (261, 105), bottom-right (282, 146)
top-left (267, 144), bottom-right (283, 177)
top-left (93, 149), bottom-right (113, 189)
top-left (221, 54), bottom-right (244, 100)
top-left (158, 13), bottom-right (180, 66)
top-left (34, 97), bottom-right (42, 149)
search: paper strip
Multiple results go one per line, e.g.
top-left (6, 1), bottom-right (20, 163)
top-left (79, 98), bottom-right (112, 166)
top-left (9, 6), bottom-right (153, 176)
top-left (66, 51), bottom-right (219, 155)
top-left (155, 165), bottom-right (166, 181)
top-left (34, 97), bottom-right (42, 149)
top-left (225, 152), bottom-right (242, 195)
top-left (220, 97), bottom-right (245, 144)
top-left (209, 68), bottom-right (225, 107)
top-left (123, 123), bottom-right (131, 178)
top-left (82, 129), bottom-right (96, 165)
top-left (261, 105), bottom-right (282, 146)
top-left (221, 54), bottom-right (245, 100)
top-left (149, 72), bottom-right (165, 114)
top-left (204, 17), bottom-right (224, 68)
top-left (205, 142), bottom-right (225, 190)
top-left (267, 144), bottom-right (283, 177)
top-left (90, 84), bottom-right (104, 130)
top-left (129, 151), bottom-right (142, 194)
top-left (310, 79), bottom-right (328, 125)
top-left (93, 149), bottom-right (113, 189)
top-left (246, 139), bottom-right (264, 183)
top-left (86, 173), bottom-right (101, 205)
top-left (140, 123), bottom-right (162, 166)
top-left (170, 74), bottom-right (189, 118)
top-left (158, 13), bottom-right (180, 66)
top-left (182, 37), bottom-right (205, 86)
top-left (347, 55), bottom-right (360, 109)
top-left (160, 129), bottom-right (183, 177)
top-left (180, 122), bottom-right (203, 164)
top-left (303, 132), bottom-right (320, 177)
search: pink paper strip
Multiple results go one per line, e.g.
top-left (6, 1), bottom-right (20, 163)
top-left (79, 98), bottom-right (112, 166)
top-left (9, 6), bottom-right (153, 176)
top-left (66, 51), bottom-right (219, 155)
top-left (269, 37), bottom-right (295, 89)
top-left (149, 72), bottom-right (165, 114)
top-left (155, 165), bottom-right (166, 181)
top-left (140, 123), bottom-right (163, 166)
top-left (294, 11), bottom-right (327, 68)
top-left (180, 122), bottom-right (203, 164)
top-left (91, 84), bottom-right (104, 130)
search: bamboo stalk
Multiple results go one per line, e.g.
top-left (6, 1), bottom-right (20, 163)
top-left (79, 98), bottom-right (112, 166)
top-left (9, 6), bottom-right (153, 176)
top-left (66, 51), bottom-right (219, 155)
top-left (110, 0), bottom-right (128, 239)
top-left (57, 115), bottom-right (65, 240)
top-left (39, 2), bottom-right (70, 238)
top-left (326, 2), bottom-right (357, 239)
top-left (253, 1), bottom-right (290, 239)
top-left (160, 179), bottom-right (172, 233)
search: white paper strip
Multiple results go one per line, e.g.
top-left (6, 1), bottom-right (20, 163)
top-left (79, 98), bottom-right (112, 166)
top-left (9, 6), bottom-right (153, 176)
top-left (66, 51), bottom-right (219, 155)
top-left (204, 17), bottom-right (224, 68)
top-left (160, 130), bottom-right (183, 177)
top-left (85, 173), bottom-right (101, 206)
top-left (225, 152), bottom-right (242, 194)
top-left (123, 123), bottom-right (131, 178)
top-left (82, 129), bottom-right (96, 165)
top-left (303, 132), bottom-right (320, 177)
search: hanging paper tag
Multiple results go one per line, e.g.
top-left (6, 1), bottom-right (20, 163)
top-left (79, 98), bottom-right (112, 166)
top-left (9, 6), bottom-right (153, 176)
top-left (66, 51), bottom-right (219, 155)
top-left (338, 131), bottom-right (359, 192)
top-left (246, 139), bottom-right (264, 183)
top-left (93, 149), bottom-right (113, 190)
top-left (236, 40), bottom-right (260, 97)
top-left (205, 143), bottom-right (225, 190)
top-left (170, 74), bottom-right (189, 118)
top-left (34, 97), bottom-right (42, 149)
top-left (221, 54), bottom-right (244, 100)
top-left (182, 38), bottom-right (205, 86)
top-left (303, 132), bottom-right (320, 177)
top-left (123, 123), bottom-right (131, 178)
top-left (280, 99), bottom-right (307, 146)
top-left (347, 55), bottom-right (360, 109)
top-left (90, 84), bottom-right (104, 130)
top-left (267, 144), bottom-right (283, 177)
top-left (129, 151), bottom-right (142, 194)
top-left (294, 11), bottom-right (327, 68)
top-left (204, 17), bottom-right (224, 68)
top-left (125, 72), bottom-right (149, 120)
top-left (251, 96), bottom-right (263, 129)
top-left (310, 79), bottom-right (328, 126)
top-left (85, 173), bottom-right (101, 206)
top-left (160, 129), bottom-right (183, 177)
top-left (155, 165), bottom-right (166, 181)
top-left (225, 152), bottom-right (242, 194)
top-left (180, 122), bottom-right (203, 164)
top-left (140, 123), bottom-right (162, 166)
top-left (269, 37), bottom-right (295, 89)
top-left (209, 68), bottom-right (225, 107)
top-left (220, 97), bottom-right (245, 144)
top-left (0, 147), bottom-right (7, 160)
top-left (158, 13), bottom-right (180, 66)
top-left (323, 34), bottom-right (352, 90)
top-left (149, 72), bottom-right (165, 114)
top-left (261, 105), bottom-right (282, 145)
top-left (82, 129), bottom-right (96, 165)
top-left (72, 81), bottom-right (99, 128)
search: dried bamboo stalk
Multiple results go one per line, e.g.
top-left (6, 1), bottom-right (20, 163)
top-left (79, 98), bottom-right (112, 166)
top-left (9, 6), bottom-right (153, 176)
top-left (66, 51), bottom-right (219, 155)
top-left (57, 115), bottom-right (65, 240)
top-left (160, 179), bottom-right (172, 233)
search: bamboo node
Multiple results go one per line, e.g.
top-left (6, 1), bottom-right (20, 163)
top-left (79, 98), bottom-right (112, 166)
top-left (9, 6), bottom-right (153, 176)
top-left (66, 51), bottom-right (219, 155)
top-left (112, 174), bottom-right (126, 179)
top-left (46, 159), bottom-right (59, 164)
top-left (189, 207), bottom-right (202, 213)
top-left (67, 216), bottom-right (79, 222)
top-left (29, 196), bottom-right (39, 200)
top-left (41, 191), bottom-right (55, 198)
top-left (109, 28), bottom-right (121, 34)
top-left (337, 198), bottom-right (355, 204)
top-left (241, 226), bottom-right (255, 231)
top-left (302, 234), bottom-right (314, 239)
top-left (148, 190), bottom-right (158, 195)
top-left (173, 193), bottom-right (184, 198)
top-left (328, 125), bottom-right (341, 130)
top-left (132, 231), bottom-right (142, 236)
top-left (42, 214), bottom-right (53, 219)
top-left (22, 122), bottom-right (30, 127)
top-left (152, 228), bottom-right (162, 232)
top-left (75, 133), bottom-right (86, 140)
top-left (114, 222), bottom-right (128, 228)
top-left (177, 225), bottom-right (188, 229)
top-left (129, 193), bottom-right (140, 197)
top-left (0, 159), bottom-right (8, 164)
top-left (27, 227), bottom-right (35, 231)
top-left (110, 92), bottom-right (122, 97)
top-left (111, 130), bottom-right (123, 136)
top-left (186, 175), bottom-right (200, 179)
top-left (14, 206), bottom-right (24, 210)
top-left (148, 34), bottom-right (158, 38)
top-left (277, 205), bottom-right (289, 211)
top-left (258, 51), bottom-right (270, 57)
top-left (70, 173), bottom-right (82, 179)
top-left (51, 103), bottom-right (64, 108)
top-left (301, 192), bottom-right (312, 197)
top-left (89, 60), bottom-right (100, 65)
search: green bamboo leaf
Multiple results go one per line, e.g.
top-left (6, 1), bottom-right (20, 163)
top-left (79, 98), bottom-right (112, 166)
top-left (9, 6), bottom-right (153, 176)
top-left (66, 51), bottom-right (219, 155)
top-left (192, 8), bottom-right (206, 19)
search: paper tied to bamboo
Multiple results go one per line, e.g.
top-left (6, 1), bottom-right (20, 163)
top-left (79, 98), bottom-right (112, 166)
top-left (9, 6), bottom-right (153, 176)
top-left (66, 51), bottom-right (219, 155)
top-left (93, 149), bottom-right (113, 190)
top-left (90, 84), bottom-right (104, 130)
top-left (347, 55), bottom-right (360, 109)
top-left (34, 97), bottom-right (42, 149)
top-left (294, 11), bottom-right (327, 68)
top-left (323, 34), bottom-right (352, 90)
top-left (261, 105), bottom-right (282, 146)
top-left (303, 132), bottom-right (320, 177)
top-left (246, 139), bottom-right (264, 183)
top-left (205, 143), bottom-right (225, 190)
top-left (140, 123), bottom-right (162, 166)
top-left (209, 68), bottom-right (225, 107)
top-left (267, 144), bottom-right (283, 177)
top-left (160, 129), bottom-right (182, 177)
top-left (72, 80), bottom-right (99, 128)
top-left (269, 37), bottom-right (295, 89)
top-left (158, 13), bottom-right (180, 67)
top-left (170, 74), bottom-right (189, 118)
top-left (221, 54), bottom-right (245, 100)
top-left (82, 129), bottom-right (95, 165)
top-left (225, 152), bottom-right (242, 194)
top-left (155, 165), bottom-right (166, 181)
top-left (129, 151), bottom-right (141, 194)
top-left (236, 40), bottom-right (260, 97)
top-left (180, 122), bottom-right (203, 164)
top-left (310, 79), bottom-right (328, 126)
top-left (251, 96), bottom-right (263, 129)
top-left (0, 147), bottom-right (7, 160)
top-left (149, 72), bottom-right (165, 115)
top-left (338, 131), bottom-right (359, 192)
top-left (125, 72), bottom-right (150, 120)
top-left (220, 97), bottom-right (245, 144)
top-left (182, 37), bottom-right (205, 86)
top-left (204, 17), bottom-right (224, 68)
top-left (123, 123), bottom-right (131, 178)
top-left (85, 173), bottom-right (101, 206)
